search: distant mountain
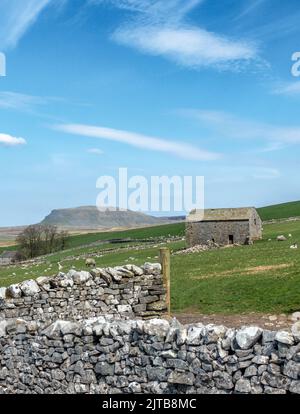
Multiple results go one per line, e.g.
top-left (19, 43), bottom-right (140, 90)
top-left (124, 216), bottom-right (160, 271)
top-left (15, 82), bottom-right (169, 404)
top-left (40, 206), bottom-right (173, 229)
top-left (257, 201), bottom-right (300, 221)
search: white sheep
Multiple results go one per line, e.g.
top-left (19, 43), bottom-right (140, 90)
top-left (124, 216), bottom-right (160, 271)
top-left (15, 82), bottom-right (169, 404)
top-left (290, 244), bottom-right (298, 249)
top-left (85, 258), bottom-right (96, 268)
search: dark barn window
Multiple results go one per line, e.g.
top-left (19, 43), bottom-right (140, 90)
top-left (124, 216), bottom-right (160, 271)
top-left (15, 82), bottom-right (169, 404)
top-left (229, 235), bottom-right (234, 244)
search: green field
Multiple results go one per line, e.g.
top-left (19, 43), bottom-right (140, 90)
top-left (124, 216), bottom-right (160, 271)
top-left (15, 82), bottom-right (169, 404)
top-left (258, 200), bottom-right (300, 221)
top-left (1, 219), bottom-right (300, 315)
top-left (0, 223), bottom-right (185, 254)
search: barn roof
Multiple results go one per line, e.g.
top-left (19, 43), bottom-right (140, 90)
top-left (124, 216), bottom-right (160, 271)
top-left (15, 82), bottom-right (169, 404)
top-left (187, 207), bottom-right (258, 222)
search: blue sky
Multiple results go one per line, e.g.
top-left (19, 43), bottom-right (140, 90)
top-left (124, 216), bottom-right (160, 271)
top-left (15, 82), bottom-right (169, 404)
top-left (0, 0), bottom-right (300, 226)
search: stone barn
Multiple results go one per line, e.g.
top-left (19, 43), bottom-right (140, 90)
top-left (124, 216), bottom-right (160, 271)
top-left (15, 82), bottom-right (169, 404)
top-left (0, 251), bottom-right (18, 266)
top-left (186, 207), bottom-right (262, 247)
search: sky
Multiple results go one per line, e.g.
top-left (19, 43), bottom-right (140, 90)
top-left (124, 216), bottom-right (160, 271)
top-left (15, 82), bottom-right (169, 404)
top-left (0, 0), bottom-right (300, 226)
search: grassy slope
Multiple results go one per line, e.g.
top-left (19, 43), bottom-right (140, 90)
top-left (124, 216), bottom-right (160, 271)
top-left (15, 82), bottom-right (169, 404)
top-left (66, 222), bottom-right (185, 248)
top-left (258, 201), bottom-right (300, 221)
top-left (171, 220), bottom-right (300, 314)
top-left (0, 222), bottom-right (185, 254)
top-left (1, 220), bottom-right (300, 315)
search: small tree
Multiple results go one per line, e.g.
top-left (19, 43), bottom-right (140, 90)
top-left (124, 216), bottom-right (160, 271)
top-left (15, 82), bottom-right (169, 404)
top-left (17, 224), bottom-right (69, 259)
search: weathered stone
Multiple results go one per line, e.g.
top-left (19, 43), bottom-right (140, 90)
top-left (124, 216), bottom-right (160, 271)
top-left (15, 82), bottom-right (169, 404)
top-left (0, 287), bottom-right (7, 299)
top-left (0, 320), bottom-right (7, 337)
top-left (168, 371), bottom-right (195, 386)
top-left (244, 365), bottom-right (257, 378)
top-left (95, 362), bottom-right (114, 376)
top-left (142, 263), bottom-right (162, 275)
top-left (146, 366), bottom-right (167, 381)
top-left (236, 327), bottom-right (262, 349)
top-left (289, 380), bottom-right (300, 394)
top-left (20, 280), bottom-right (40, 296)
top-left (235, 379), bottom-right (251, 393)
top-left (275, 331), bottom-right (295, 345)
top-left (252, 355), bottom-right (269, 365)
top-left (106, 268), bottom-right (123, 282)
top-left (283, 360), bottom-right (300, 380)
top-left (6, 284), bottom-right (22, 299)
top-left (147, 301), bottom-right (167, 311)
top-left (72, 271), bottom-right (91, 284)
top-left (213, 371), bottom-right (234, 390)
top-left (291, 322), bottom-right (300, 341)
top-left (117, 305), bottom-right (132, 314)
top-left (143, 319), bottom-right (169, 338)
top-left (187, 325), bottom-right (204, 345)
top-left (42, 320), bottom-right (80, 337)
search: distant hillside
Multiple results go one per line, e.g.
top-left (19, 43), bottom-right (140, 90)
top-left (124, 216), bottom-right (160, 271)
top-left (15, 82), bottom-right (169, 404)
top-left (40, 206), bottom-right (171, 229)
top-left (258, 201), bottom-right (300, 221)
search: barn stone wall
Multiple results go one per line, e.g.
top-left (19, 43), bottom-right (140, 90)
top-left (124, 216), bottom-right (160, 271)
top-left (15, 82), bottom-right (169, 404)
top-left (0, 317), bottom-right (300, 394)
top-left (0, 263), bottom-right (167, 325)
top-left (249, 210), bottom-right (263, 240)
top-left (186, 220), bottom-right (250, 247)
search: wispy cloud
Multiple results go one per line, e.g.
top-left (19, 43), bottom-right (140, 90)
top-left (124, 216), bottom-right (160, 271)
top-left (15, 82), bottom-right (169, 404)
top-left (252, 167), bottom-right (281, 180)
top-left (210, 166), bottom-right (281, 183)
top-left (93, 0), bottom-right (259, 71)
top-left (0, 91), bottom-right (47, 111)
top-left (0, 0), bottom-right (66, 50)
top-left (54, 123), bottom-right (221, 161)
top-left (0, 0), bottom-right (51, 49)
top-left (87, 148), bottom-right (104, 155)
top-left (183, 109), bottom-right (300, 147)
top-left (272, 82), bottom-right (300, 96)
top-left (0, 133), bottom-right (26, 146)
top-left (234, 0), bottom-right (268, 21)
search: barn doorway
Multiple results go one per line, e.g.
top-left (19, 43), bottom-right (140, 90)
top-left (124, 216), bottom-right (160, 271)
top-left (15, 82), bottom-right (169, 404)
top-left (228, 235), bottom-right (234, 244)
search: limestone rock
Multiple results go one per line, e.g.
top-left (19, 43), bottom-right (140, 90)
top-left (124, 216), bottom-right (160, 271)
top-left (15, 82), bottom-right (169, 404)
top-left (95, 362), bottom-right (114, 376)
top-left (117, 305), bottom-right (132, 314)
top-left (236, 327), bottom-right (262, 349)
top-left (72, 271), bottom-right (91, 284)
top-left (235, 378), bottom-right (251, 393)
top-left (168, 371), bottom-right (195, 386)
top-left (290, 312), bottom-right (300, 323)
top-left (0, 320), bottom-right (7, 337)
top-left (20, 280), bottom-right (40, 296)
top-left (0, 287), bottom-right (6, 300)
top-left (142, 262), bottom-right (162, 275)
top-left (275, 331), bottom-right (295, 345)
top-left (143, 319), bottom-right (170, 338)
top-left (291, 322), bottom-right (300, 341)
top-left (6, 284), bottom-right (22, 299)
top-left (187, 325), bottom-right (204, 345)
top-left (42, 320), bottom-right (80, 337)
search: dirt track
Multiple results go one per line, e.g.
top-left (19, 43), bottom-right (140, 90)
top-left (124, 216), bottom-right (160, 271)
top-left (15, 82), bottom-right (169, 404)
top-left (173, 312), bottom-right (294, 330)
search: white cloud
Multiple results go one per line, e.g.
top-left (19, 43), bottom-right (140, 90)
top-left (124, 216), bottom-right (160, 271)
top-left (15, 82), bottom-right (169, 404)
top-left (0, 133), bottom-right (26, 146)
top-left (0, 0), bottom-right (52, 49)
top-left (272, 82), bottom-right (300, 96)
top-left (210, 166), bottom-right (281, 183)
top-left (113, 25), bottom-right (257, 70)
top-left (183, 109), bottom-right (300, 146)
top-left (234, 0), bottom-right (268, 21)
top-left (252, 167), bottom-right (281, 180)
top-left (0, 91), bottom-right (46, 110)
top-left (87, 148), bottom-right (104, 155)
top-left (0, 0), bottom-right (66, 50)
top-left (94, 0), bottom-right (259, 71)
top-left (54, 123), bottom-right (221, 161)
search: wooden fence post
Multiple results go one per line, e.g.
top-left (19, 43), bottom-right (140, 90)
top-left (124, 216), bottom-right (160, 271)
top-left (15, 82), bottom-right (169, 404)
top-left (160, 247), bottom-right (171, 316)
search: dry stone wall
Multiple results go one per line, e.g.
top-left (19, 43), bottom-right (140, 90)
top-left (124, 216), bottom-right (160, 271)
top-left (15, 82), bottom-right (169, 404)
top-left (0, 263), bottom-right (167, 325)
top-left (0, 317), bottom-right (300, 394)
